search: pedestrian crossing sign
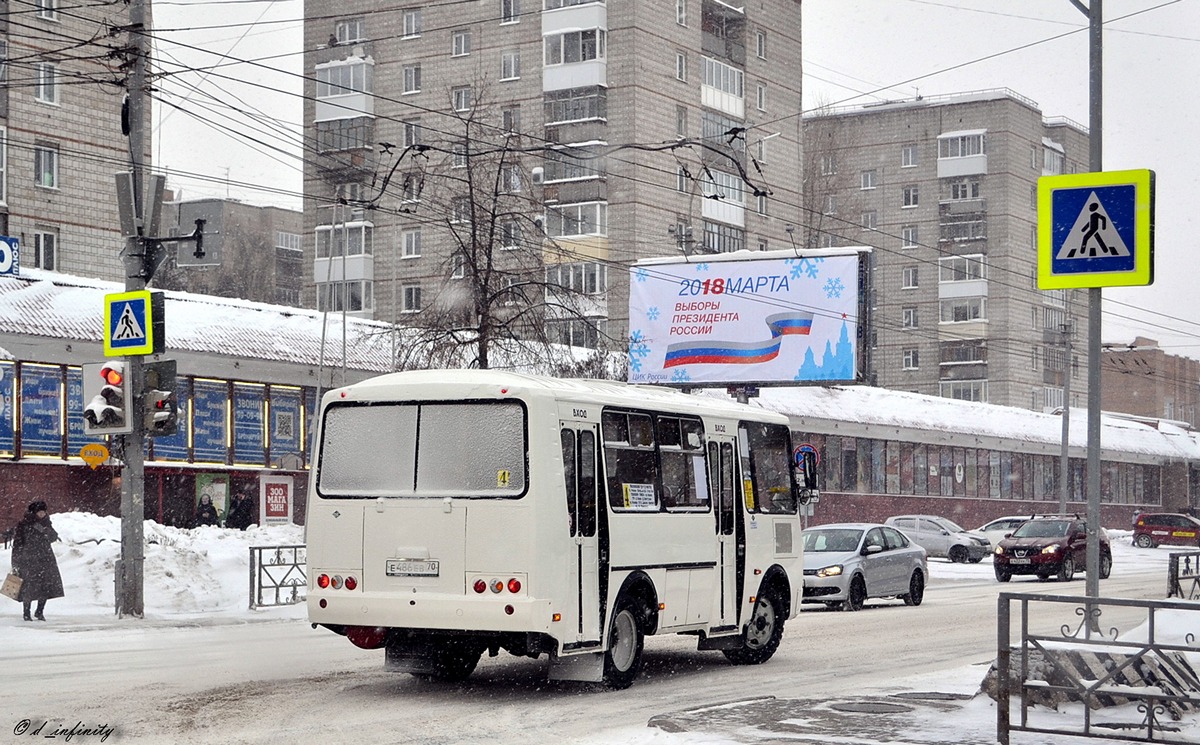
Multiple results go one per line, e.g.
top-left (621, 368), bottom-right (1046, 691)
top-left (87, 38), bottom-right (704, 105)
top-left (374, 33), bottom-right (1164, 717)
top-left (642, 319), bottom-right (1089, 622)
top-left (1038, 169), bottom-right (1154, 289)
top-left (104, 290), bottom-right (163, 356)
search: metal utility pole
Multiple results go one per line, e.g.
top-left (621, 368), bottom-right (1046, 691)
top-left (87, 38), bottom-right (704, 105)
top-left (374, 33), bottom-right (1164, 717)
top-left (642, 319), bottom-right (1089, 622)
top-left (1068, 0), bottom-right (1103, 601)
top-left (117, 0), bottom-right (151, 618)
top-left (1058, 319), bottom-right (1073, 513)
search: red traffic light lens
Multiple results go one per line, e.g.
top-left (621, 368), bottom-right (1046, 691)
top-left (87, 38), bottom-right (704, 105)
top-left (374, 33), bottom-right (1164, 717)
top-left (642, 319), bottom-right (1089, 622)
top-left (102, 368), bottom-right (123, 386)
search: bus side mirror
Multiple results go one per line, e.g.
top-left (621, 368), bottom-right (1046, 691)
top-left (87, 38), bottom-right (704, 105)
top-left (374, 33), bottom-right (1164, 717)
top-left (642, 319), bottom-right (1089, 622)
top-left (796, 450), bottom-right (820, 507)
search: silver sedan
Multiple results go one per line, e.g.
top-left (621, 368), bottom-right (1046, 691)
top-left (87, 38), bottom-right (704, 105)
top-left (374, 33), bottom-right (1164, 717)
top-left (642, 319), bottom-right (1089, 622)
top-left (801, 523), bottom-right (929, 611)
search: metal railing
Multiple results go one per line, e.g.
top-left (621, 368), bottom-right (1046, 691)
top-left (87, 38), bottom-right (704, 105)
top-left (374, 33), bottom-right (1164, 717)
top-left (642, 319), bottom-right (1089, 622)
top-left (1168, 552), bottom-right (1200, 600)
top-left (249, 544), bottom-right (307, 609)
top-left (997, 592), bottom-right (1200, 744)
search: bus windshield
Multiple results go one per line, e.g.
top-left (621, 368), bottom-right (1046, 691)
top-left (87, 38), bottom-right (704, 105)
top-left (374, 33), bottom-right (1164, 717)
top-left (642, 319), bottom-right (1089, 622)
top-left (316, 400), bottom-right (527, 498)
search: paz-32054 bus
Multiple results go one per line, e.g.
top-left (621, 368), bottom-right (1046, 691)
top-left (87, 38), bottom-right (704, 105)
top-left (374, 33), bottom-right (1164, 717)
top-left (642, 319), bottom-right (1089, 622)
top-left (306, 369), bottom-right (817, 689)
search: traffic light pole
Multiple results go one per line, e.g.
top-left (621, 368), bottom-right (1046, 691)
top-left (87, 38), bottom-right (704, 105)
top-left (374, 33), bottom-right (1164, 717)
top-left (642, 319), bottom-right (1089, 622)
top-left (117, 0), bottom-right (150, 619)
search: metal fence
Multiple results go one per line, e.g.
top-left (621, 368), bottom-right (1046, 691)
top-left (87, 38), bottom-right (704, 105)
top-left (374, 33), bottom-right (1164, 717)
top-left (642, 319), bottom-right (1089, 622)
top-left (997, 592), bottom-right (1200, 744)
top-left (1168, 552), bottom-right (1200, 600)
top-left (249, 544), bottom-right (307, 609)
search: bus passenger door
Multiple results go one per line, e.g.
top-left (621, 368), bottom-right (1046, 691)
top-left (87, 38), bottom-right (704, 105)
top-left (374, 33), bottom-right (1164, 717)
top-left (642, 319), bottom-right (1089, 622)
top-left (708, 438), bottom-right (739, 630)
top-left (561, 425), bottom-right (603, 645)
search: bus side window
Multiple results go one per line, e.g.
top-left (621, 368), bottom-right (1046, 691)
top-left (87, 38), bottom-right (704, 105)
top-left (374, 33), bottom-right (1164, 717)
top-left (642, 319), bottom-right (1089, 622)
top-left (603, 411), bottom-right (660, 511)
top-left (561, 429), bottom-right (578, 536)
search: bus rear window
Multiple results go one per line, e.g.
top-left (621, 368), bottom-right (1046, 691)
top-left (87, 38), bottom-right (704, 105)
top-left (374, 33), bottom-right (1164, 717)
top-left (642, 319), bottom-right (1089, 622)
top-left (317, 401), bottom-right (527, 498)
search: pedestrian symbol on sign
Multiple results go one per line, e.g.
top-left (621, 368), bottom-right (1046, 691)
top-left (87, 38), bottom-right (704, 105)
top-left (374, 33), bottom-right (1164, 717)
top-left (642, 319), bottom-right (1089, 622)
top-left (1055, 193), bottom-right (1131, 260)
top-left (113, 302), bottom-right (147, 341)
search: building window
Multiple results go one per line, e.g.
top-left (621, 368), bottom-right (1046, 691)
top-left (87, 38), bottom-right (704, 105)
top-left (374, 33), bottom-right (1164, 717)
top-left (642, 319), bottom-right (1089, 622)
top-left (676, 105), bottom-right (688, 138)
top-left (860, 169), bottom-right (876, 190)
top-left (902, 184), bottom-right (918, 208)
top-left (34, 145), bottom-right (58, 189)
top-left (546, 261), bottom-right (607, 294)
top-left (903, 349), bottom-right (919, 370)
top-left (502, 163), bottom-right (522, 192)
top-left (902, 307), bottom-right (918, 328)
top-left (702, 221), bottom-right (745, 253)
top-left (756, 193), bottom-right (767, 216)
top-left (939, 132), bottom-right (986, 159)
top-left (757, 238), bottom-right (768, 251)
top-left (901, 143), bottom-right (917, 167)
top-left (755, 83), bottom-right (766, 111)
top-left (402, 228), bottom-right (421, 258)
top-left (315, 223), bottom-right (373, 258)
top-left (755, 30), bottom-right (767, 59)
top-left (502, 105), bottom-right (521, 133)
top-left (675, 52), bottom-right (687, 82)
top-left (544, 29), bottom-right (606, 65)
top-left (901, 224), bottom-right (918, 248)
top-left (32, 228), bottom-right (56, 269)
top-left (452, 86), bottom-right (473, 112)
top-left (316, 117), bottom-right (372, 152)
top-left (940, 297), bottom-right (986, 323)
top-left (545, 145), bottom-right (603, 183)
top-left (452, 29), bottom-right (471, 56)
top-left (1043, 146), bottom-right (1064, 174)
top-left (402, 284), bottom-right (422, 313)
top-left (400, 172), bottom-right (421, 203)
top-left (451, 253), bottom-right (466, 279)
top-left (543, 85), bottom-right (606, 124)
top-left (276, 231), bottom-right (301, 251)
top-left (403, 9), bottom-right (422, 37)
top-left (546, 318), bottom-right (606, 349)
top-left (948, 178), bottom-right (980, 200)
top-left (335, 18), bottom-right (365, 44)
top-left (318, 281), bottom-right (372, 312)
top-left (861, 210), bottom-right (877, 231)
top-left (0, 126), bottom-right (7, 205)
top-left (501, 50), bottom-right (520, 80)
top-left (941, 380), bottom-right (986, 403)
top-left (1031, 346), bottom-right (1040, 371)
top-left (547, 202), bottom-right (607, 237)
top-left (315, 60), bottom-right (373, 98)
top-left (402, 119), bottom-right (421, 147)
top-left (35, 62), bottom-right (57, 104)
top-left (36, 0), bottom-right (57, 21)
top-left (755, 136), bottom-right (768, 163)
top-left (938, 254), bottom-right (986, 282)
top-left (703, 169), bottom-right (745, 204)
top-left (402, 64), bottom-right (421, 94)
top-left (501, 0), bottom-right (520, 24)
top-left (676, 0), bottom-right (686, 26)
top-left (451, 142), bottom-right (468, 168)
top-left (901, 266), bottom-right (918, 289)
top-left (820, 154), bottom-right (836, 176)
top-left (702, 57), bottom-right (743, 98)
top-left (451, 197), bottom-right (471, 224)
top-left (823, 194), bottom-right (837, 215)
top-left (501, 220), bottom-right (521, 248)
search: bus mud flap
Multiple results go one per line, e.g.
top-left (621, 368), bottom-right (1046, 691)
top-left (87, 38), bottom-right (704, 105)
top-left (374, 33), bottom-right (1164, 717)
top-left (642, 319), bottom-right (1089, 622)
top-left (548, 651), bottom-right (604, 683)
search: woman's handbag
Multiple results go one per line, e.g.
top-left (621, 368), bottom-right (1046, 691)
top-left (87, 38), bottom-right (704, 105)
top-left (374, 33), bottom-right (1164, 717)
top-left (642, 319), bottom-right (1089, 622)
top-left (0, 571), bottom-right (21, 601)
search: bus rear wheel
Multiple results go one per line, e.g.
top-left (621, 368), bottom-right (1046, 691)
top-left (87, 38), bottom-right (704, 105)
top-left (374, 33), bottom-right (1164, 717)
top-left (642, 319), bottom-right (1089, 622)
top-left (414, 639), bottom-right (484, 682)
top-left (724, 588), bottom-right (784, 665)
top-left (602, 598), bottom-right (645, 689)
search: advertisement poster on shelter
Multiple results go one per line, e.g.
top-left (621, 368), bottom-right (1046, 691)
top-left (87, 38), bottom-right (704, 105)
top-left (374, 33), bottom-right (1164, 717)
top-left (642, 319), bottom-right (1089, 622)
top-left (627, 250), bottom-right (862, 386)
top-left (259, 474), bottom-right (294, 526)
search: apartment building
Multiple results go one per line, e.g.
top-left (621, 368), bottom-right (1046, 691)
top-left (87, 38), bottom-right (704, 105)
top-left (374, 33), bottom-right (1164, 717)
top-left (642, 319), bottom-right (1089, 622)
top-left (1, 0), bottom-right (142, 281)
top-left (301, 0), bottom-right (804, 351)
top-left (1102, 337), bottom-right (1200, 429)
top-left (802, 89), bottom-right (1091, 410)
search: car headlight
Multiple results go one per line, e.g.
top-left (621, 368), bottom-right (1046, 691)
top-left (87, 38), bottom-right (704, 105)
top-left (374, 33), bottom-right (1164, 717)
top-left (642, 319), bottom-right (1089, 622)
top-left (1041, 544), bottom-right (1060, 555)
top-left (994, 545), bottom-right (1005, 555)
top-left (816, 565), bottom-right (843, 578)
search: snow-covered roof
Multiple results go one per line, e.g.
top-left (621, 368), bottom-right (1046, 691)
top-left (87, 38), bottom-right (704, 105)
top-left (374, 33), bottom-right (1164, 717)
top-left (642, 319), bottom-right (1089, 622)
top-left (0, 268), bottom-right (397, 371)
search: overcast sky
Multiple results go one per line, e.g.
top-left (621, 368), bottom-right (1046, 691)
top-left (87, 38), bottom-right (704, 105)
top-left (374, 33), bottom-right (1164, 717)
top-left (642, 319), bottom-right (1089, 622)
top-left (152, 0), bottom-right (1200, 357)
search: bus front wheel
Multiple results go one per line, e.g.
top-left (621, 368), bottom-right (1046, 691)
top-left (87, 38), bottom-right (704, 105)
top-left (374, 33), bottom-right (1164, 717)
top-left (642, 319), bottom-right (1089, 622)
top-left (723, 588), bottom-right (784, 665)
top-left (602, 597), bottom-right (646, 689)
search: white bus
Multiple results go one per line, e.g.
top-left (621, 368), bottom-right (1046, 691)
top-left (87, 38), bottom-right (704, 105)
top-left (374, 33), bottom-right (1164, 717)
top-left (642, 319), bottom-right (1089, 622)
top-left (306, 369), bottom-right (817, 688)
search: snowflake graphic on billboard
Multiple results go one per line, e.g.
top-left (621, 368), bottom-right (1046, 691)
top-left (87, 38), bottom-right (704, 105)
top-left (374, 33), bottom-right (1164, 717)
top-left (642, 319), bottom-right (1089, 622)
top-left (635, 267), bottom-right (648, 283)
top-left (647, 306), bottom-right (660, 321)
top-left (787, 256), bottom-right (825, 279)
top-left (671, 368), bottom-right (692, 383)
top-left (695, 263), bottom-right (711, 272)
top-left (628, 330), bottom-right (651, 373)
top-left (824, 277), bottom-right (845, 298)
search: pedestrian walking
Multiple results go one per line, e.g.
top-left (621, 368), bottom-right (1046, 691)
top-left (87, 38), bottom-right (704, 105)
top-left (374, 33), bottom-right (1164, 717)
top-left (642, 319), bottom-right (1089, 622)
top-left (11, 500), bottom-right (64, 621)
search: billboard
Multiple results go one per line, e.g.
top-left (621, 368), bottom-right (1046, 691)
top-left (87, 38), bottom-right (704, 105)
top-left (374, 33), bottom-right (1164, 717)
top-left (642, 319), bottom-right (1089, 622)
top-left (628, 249), bottom-right (864, 386)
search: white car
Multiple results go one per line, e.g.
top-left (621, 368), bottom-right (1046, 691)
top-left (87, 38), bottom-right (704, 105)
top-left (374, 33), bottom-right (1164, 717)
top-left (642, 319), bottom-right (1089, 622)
top-left (802, 523), bottom-right (928, 611)
top-left (976, 515), bottom-right (1033, 548)
top-left (885, 514), bottom-right (991, 563)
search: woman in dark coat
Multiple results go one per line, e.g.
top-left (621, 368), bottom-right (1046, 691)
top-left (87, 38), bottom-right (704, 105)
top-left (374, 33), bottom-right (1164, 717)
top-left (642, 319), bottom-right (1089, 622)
top-left (11, 500), bottom-right (65, 621)
top-left (194, 494), bottom-right (220, 527)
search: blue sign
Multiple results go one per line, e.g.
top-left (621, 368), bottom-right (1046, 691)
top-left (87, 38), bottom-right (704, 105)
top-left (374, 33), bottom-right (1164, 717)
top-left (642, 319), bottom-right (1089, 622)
top-left (233, 383), bottom-right (265, 464)
top-left (192, 380), bottom-right (228, 463)
top-left (0, 236), bottom-right (19, 276)
top-left (151, 379), bottom-right (191, 460)
top-left (21, 365), bottom-right (62, 455)
top-left (0, 362), bottom-right (13, 454)
top-left (270, 388), bottom-right (303, 460)
top-left (1049, 184), bottom-right (1137, 276)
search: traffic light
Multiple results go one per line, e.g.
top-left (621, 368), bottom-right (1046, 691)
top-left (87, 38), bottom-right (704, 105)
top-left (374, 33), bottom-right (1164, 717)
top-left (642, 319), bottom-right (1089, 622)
top-left (83, 360), bottom-right (132, 435)
top-left (144, 360), bottom-right (178, 437)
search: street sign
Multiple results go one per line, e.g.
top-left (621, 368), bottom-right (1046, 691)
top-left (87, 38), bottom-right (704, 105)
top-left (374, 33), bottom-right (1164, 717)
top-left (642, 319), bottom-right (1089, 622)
top-left (103, 290), bottom-right (164, 356)
top-left (1037, 169), bottom-right (1154, 289)
top-left (0, 236), bottom-right (18, 277)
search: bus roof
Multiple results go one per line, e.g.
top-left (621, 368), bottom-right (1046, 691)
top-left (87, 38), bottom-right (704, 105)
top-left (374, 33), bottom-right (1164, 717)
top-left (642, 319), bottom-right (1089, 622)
top-left (325, 369), bottom-right (789, 423)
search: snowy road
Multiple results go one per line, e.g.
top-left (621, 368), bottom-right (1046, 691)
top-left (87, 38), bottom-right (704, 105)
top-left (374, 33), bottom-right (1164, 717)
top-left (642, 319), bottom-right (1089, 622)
top-left (0, 561), bottom-right (1170, 745)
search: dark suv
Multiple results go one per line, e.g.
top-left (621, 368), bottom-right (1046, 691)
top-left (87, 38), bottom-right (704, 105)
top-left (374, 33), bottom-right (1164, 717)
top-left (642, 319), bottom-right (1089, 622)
top-left (1133, 512), bottom-right (1200, 548)
top-left (993, 516), bottom-right (1112, 582)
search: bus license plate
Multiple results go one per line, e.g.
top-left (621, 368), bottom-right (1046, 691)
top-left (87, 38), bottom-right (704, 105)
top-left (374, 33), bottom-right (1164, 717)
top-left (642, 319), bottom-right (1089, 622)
top-left (1010, 558), bottom-right (1031, 564)
top-left (387, 559), bottom-right (440, 577)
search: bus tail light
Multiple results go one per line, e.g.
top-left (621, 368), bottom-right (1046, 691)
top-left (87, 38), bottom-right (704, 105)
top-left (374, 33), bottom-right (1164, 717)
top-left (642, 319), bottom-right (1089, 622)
top-left (317, 574), bottom-right (331, 589)
top-left (473, 579), bottom-right (487, 594)
top-left (344, 576), bottom-right (358, 591)
top-left (330, 575), bottom-right (343, 590)
top-left (490, 579), bottom-right (504, 594)
top-left (507, 578), bottom-right (522, 593)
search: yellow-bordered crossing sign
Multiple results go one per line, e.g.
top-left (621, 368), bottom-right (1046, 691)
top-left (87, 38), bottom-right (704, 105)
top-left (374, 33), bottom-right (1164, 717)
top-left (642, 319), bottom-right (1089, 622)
top-left (104, 290), bottom-right (164, 356)
top-left (1037, 169), bottom-right (1154, 289)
